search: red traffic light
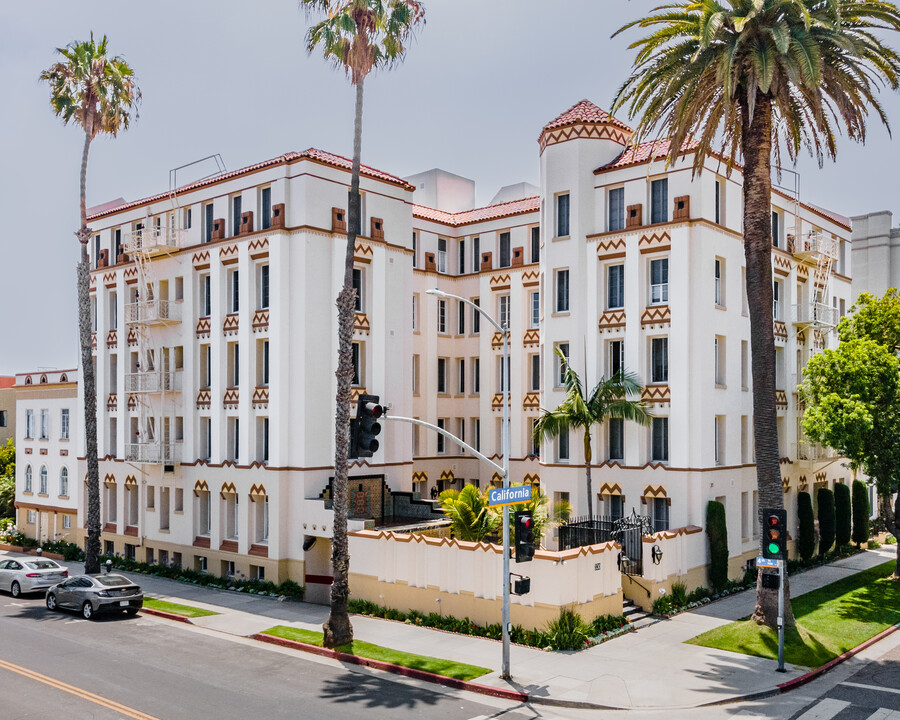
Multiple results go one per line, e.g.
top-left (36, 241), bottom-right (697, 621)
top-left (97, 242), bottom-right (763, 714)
top-left (520, 517), bottom-right (533, 529)
top-left (363, 401), bottom-right (384, 418)
top-left (768, 515), bottom-right (779, 526)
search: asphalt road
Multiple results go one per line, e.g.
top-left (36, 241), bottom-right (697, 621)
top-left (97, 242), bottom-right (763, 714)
top-left (0, 589), bottom-right (534, 720)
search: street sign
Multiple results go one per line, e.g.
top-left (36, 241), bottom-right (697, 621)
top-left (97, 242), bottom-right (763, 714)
top-left (488, 485), bottom-right (532, 507)
top-left (756, 556), bottom-right (779, 568)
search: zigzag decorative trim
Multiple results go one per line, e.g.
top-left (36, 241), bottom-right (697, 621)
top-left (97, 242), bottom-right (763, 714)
top-left (522, 328), bottom-right (540, 347)
top-left (774, 321), bottom-right (788, 339)
top-left (776, 390), bottom-right (788, 409)
top-left (219, 244), bottom-right (238, 260)
top-left (354, 313), bottom-right (370, 335)
top-left (599, 310), bottom-right (626, 332)
top-left (638, 231), bottom-right (671, 254)
top-left (248, 238), bottom-right (269, 258)
top-left (524, 473), bottom-right (540, 485)
top-left (539, 122), bottom-right (631, 153)
top-left (491, 472), bottom-right (503, 485)
top-left (411, 471), bottom-right (428, 483)
top-left (782, 477), bottom-right (790, 494)
top-left (491, 332), bottom-right (504, 350)
top-left (252, 386), bottom-right (269, 408)
top-left (123, 267), bottom-right (138, 284)
top-left (193, 480), bottom-right (209, 496)
top-left (107, 330), bottom-right (118, 348)
top-left (125, 475), bottom-right (137, 487)
top-left (440, 469), bottom-right (454, 481)
top-left (521, 270), bottom-right (540, 287)
top-left (597, 237), bottom-right (626, 258)
top-left (641, 305), bottom-right (670, 326)
top-left (523, 392), bottom-right (540, 411)
top-left (490, 274), bottom-right (511, 291)
top-left (196, 317), bottom-right (211, 338)
top-left (599, 482), bottom-right (623, 497)
top-left (192, 250), bottom-right (210, 268)
top-left (223, 314), bottom-right (239, 336)
top-left (127, 327), bottom-right (138, 346)
top-left (354, 241), bottom-right (374, 262)
top-left (223, 387), bottom-right (239, 408)
top-left (220, 481), bottom-right (237, 498)
top-left (641, 385), bottom-right (670, 404)
top-left (815, 471), bottom-right (827, 483)
top-left (492, 392), bottom-right (509, 411)
top-left (249, 483), bottom-right (267, 497)
top-left (104, 473), bottom-right (116, 486)
top-left (196, 389), bottom-right (211, 408)
top-left (252, 309), bottom-right (269, 333)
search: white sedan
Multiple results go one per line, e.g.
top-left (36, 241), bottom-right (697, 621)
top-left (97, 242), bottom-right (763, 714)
top-left (0, 558), bottom-right (69, 597)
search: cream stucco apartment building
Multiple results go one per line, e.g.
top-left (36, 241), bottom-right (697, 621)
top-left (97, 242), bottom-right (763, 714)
top-left (17, 99), bottom-right (856, 592)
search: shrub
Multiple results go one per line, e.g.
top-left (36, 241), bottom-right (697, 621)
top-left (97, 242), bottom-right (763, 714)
top-left (670, 581), bottom-right (687, 607)
top-left (590, 614), bottom-right (628, 635)
top-left (818, 488), bottom-right (835, 557)
top-left (687, 586), bottom-right (711, 603)
top-left (706, 500), bottom-right (728, 591)
top-left (834, 483), bottom-right (851, 548)
top-left (41, 540), bottom-right (85, 561)
top-left (797, 491), bottom-right (816, 562)
top-left (546, 607), bottom-right (590, 651)
top-left (868, 539), bottom-right (882, 549)
top-left (652, 594), bottom-right (674, 615)
top-left (886, 535), bottom-right (897, 545)
top-left (852, 480), bottom-right (870, 549)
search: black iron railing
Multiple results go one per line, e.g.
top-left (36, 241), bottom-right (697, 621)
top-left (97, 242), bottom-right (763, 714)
top-left (557, 510), bottom-right (654, 576)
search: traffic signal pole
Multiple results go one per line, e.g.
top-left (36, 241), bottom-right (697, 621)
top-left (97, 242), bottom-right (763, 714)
top-left (777, 559), bottom-right (786, 672)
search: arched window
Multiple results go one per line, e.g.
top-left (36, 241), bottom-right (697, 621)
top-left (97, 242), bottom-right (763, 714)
top-left (24, 376), bottom-right (32, 385)
top-left (60, 374), bottom-right (68, 382)
top-left (39, 374), bottom-right (48, 384)
top-left (24, 466), bottom-right (32, 493)
top-left (39, 466), bottom-right (48, 495)
top-left (60, 467), bottom-right (69, 497)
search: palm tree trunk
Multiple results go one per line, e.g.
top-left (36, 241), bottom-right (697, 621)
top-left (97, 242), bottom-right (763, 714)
top-left (741, 92), bottom-right (794, 626)
top-left (77, 130), bottom-right (101, 575)
top-left (584, 430), bottom-right (593, 522)
top-left (323, 77), bottom-right (365, 649)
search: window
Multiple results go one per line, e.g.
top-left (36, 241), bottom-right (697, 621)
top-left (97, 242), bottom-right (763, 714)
top-left (650, 178), bottom-right (668, 224)
top-left (25, 410), bottom-right (33, 439)
top-left (609, 340), bottom-right (624, 377)
top-left (437, 418), bottom-right (446, 454)
top-left (228, 417), bottom-right (240, 462)
top-left (259, 264), bottom-right (270, 310)
top-left (530, 291), bottom-right (540, 328)
top-left (437, 238), bottom-right (447, 273)
top-left (201, 275), bottom-right (211, 318)
top-left (458, 239), bottom-right (466, 274)
top-left (40, 409), bottom-right (49, 440)
top-left (412, 355), bottom-right (420, 394)
top-left (457, 359), bottom-right (465, 394)
top-left (175, 488), bottom-right (184, 512)
top-left (60, 409), bottom-right (70, 440)
top-left (557, 430), bottom-right (570, 462)
top-left (650, 497), bottom-right (669, 532)
top-left (93, 234), bottom-right (101, 269)
top-left (472, 298), bottom-right (480, 333)
top-left (201, 204), bottom-right (214, 245)
top-left (229, 342), bottom-right (240, 387)
top-left (183, 208), bottom-right (192, 231)
top-left (437, 358), bottom-right (447, 394)
top-left (609, 418), bottom-right (624, 460)
top-left (27, 510), bottom-right (36, 524)
top-left (651, 337), bottom-right (668, 384)
top-left (472, 237), bottom-right (480, 272)
top-left (232, 195), bottom-right (242, 237)
top-left (412, 294), bottom-right (418, 332)
top-left (202, 417), bottom-right (212, 461)
top-left (261, 340), bottom-right (269, 386)
top-left (438, 299), bottom-right (447, 334)
top-left (229, 270), bottom-right (239, 314)
top-left (412, 232), bottom-right (417, 268)
top-left (607, 264), bottom-right (624, 309)
top-left (715, 335), bottom-right (726, 386)
top-left (499, 295), bottom-right (510, 330)
top-left (715, 179), bottom-right (723, 224)
top-left (531, 226), bottom-right (540, 263)
top-left (530, 354), bottom-right (540, 392)
top-left (608, 187), bottom-right (625, 232)
top-left (351, 343), bottom-right (361, 386)
top-left (457, 300), bottom-right (465, 335)
top-left (651, 417), bottom-right (669, 462)
top-left (24, 466), bottom-right (32, 493)
top-left (555, 269), bottom-right (570, 313)
top-left (473, 358), bottom-right (480, 394)
top-left (771, 210), bottom-right (780, 248)
top-left (650, 258), bottom-right (669, 304)
top-left (114, 229), bottom-right (122, 261)
top-left (773, 280), bottom-right (782, 320)
top-left (63, 515), bottom-right (71, 530)
top-left (498, 355), bottom-right (510, 392)
top-left (160, 487), bottom-right (170, 531)
top-left (39, 466), bottom-right (48, 495)
top-left (556, 343), bottom-right (569, 386)
top-left (472, 418), bottom-right (481, 452)
top-left (714, 258), bottom-right (723, 306)
top-left (261, 187), bottom-right (272, 230)
top-left (201, 344), bottom-right (212, 389)
top-left (556, 193), bottom-right (570, 237)
top-left (741, 416), bottom-right (750, 464)
top-left (499, 232), bottom-right (511, 268)
top-left (715, 415), bottom-right (725, 466)
top-left (0, 410), bottom-right (6, 428)
top-left (352, 268), bottom-right (363, 312)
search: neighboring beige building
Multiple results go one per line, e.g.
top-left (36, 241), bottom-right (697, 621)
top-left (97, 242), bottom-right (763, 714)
top-left (0, 376), bottom-right (14, 447)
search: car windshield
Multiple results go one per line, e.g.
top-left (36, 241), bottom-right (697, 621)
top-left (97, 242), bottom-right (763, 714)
top-left (95, 575), bottom-right (132, 587)
top-left (24, 560), bottom-right (60, 570)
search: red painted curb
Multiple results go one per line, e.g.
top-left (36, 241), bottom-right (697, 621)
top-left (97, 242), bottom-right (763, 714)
top-left (251, 633), bottom-right (528, 703)
top-left (140, 607), bottom-right (194, 625)
top-left (777, 623), bottom-right (900, 693)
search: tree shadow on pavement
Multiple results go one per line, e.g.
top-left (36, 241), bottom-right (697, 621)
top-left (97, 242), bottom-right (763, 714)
top-left (318, 671), bottom-right (443, 710)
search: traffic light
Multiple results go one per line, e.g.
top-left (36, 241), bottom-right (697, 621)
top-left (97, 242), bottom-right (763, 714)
top-left (514, 510), bottom-right (535, 563)
top-left (350, 394), bottom-right (383, 459)
top-left (512, 576), bottom-right (531, 595)
top-left (762, 508), bottom-right (787, 561)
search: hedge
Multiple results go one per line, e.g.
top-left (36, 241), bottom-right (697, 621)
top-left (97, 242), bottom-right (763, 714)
top-left (706, 500), bottom-right (728, 591)
top-left (797, 491), bottom-right (816, 562)
top-left (817, 487), bottom-right (835, 557)
top-left (834, 482), bottom-right (852, 548)
top-left (852, 480), bottom-right (870, 549)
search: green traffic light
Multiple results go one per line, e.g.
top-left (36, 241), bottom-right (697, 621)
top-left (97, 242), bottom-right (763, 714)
top-left (767, 543), bottom-right (780, 555)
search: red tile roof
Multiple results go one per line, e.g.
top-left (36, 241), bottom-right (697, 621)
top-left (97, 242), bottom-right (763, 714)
top-left (87, 149), bottom-right (415, 221)
top-left (806, 204), bottom-right (851, 231)
top-left (0, 377), bottom-right (15, 389)
top-left (596, 137), bottom-right (701, 173)
top-left (413, 196), bottom-right (540, 228)
top-left (543, 100), bottom-right (632, 134)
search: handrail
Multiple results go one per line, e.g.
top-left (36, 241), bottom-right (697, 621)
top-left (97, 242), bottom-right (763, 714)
top-left (623, 572), bottom-right (652, 598)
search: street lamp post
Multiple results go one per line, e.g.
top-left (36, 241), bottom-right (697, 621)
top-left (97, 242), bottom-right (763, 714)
top-left (426, 288), bottom-right (512, 680)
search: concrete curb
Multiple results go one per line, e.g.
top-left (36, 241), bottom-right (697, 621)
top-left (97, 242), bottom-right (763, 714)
top-left (251, 632), bottom-right (529, 703)
top-left (140, 607), bottom-right (194, 625)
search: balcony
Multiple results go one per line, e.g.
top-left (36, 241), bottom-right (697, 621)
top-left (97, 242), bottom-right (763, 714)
top-left (126, 300), bottom-right (183, 325)
top-left (792, 231), bottom-right (837, 262)
top-left (124, 227), bottom-right (184, 256)
top-left (791, 302), bottom-right (837, 330)
top-left (795, 441), bottom-right (835, 462)
top-left (125, 442), bottom-right (180, 465)
top-left (125, 370), bottom-right (182, 394)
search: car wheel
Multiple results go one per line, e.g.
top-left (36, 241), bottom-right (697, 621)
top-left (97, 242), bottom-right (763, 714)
top-left (10, 582), bottom-right (21, 598)
top-left (46, 594), bottom-right (57, 611)
top-left (81, 602), bottom-right (94, 620)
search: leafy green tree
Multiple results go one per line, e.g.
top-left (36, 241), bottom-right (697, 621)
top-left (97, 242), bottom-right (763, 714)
top-left (439, 484), bottom-right (499, 542)
top-left (613, 0), bottom-right (900, 625)
top-left (40, 35), bottom-right (141, 574)
top-left (300, 0), bottom-right (425, 648)
top-left (834, 482), bottom-right (852, 549)
top-left (706, 500), bottom-right (728, 591)
top-left (801, 336), bottom-right (900, 577)
top-left (0, 439), bottom-right (14, 520)
top-left (797, 491), bottom-right (816, 562)
top-left (817, 488), bottom-right (835, 557)
top-left (534, 349), bottom-right (650, 521)
top-left (852, 479), bottom-right (870, 549)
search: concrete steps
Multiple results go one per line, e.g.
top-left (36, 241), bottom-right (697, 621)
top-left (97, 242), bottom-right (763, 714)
top-left (623, 598), bottom-right (657, 629)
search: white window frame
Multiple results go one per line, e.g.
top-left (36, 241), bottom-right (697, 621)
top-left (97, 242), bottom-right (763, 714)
top-left (530, 291), bottom-right (540, 329)
top-left (555, 342), bottom-right (569, 387)
top-left (498, 295), bottom-right (510, 330)
top-left (437, 238), bottom-right (447, 274)
top-left (60, 409), bottom-right (70, 440)
top-left (555, 269), bottom-right (570, 313)
top-left (650, 257), bottom-right (669, 305)
top-left (438, 299), bottom-right (447, 334)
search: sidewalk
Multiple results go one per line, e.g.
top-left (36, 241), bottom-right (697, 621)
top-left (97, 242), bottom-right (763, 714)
top-left (5, 547), bottom-right (895, 710)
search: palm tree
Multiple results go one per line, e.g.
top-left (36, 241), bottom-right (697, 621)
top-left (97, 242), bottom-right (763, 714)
top-left (612, 0), bottom-right (900, 626)
top-left (439, 484), bottom-right (500, 542)
top-left (300, 0), bottom-right (425, 648)
top-left (41, 35), bottom-right (140, 575)
top-left (534, 349), bottom-right (650, 522)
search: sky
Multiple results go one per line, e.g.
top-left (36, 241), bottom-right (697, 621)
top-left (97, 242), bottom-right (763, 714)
top-left (2, 0), bottom-right (900, 375)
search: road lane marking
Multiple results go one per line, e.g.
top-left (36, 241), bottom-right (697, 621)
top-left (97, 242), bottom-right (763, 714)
top-left (841, 681), bottom-right (900, 696)
top-left (866, 709), bottom-right (900, 720)
top-left (795, 698), bottom-right (851, 720)
top-left (0, 658), bottom-right (160, 720)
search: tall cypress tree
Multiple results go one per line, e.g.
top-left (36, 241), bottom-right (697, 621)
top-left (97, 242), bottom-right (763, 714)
top-left (834, 483), bottom-right (852, 549)
top-left (852, 480), bottom-right (870, 549)
top-left (706, 500), bottom-right (728, 591)
top-left (798, 492), bottom-right (816, 562)
top-left (818, 488), bottom-right (836, 557)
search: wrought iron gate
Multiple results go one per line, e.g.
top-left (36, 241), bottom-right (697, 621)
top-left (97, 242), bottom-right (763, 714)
top-left (557, 510), bottom-right (653, 576)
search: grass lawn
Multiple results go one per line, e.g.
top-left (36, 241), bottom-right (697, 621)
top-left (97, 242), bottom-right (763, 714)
top-left (262, 625), bottom-right (491, 681)
top-left (688, 560), bottom-right (900, 668)
top-left (143, 597), bottom-right (220, 618)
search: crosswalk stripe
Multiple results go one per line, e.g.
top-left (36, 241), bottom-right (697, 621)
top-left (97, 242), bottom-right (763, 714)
top-left (866, 709), bottom-right (900, 720)
top-left (795, 699), bottom-right (852, 720)
top-left (841, 681), bottom-right (900, 696)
